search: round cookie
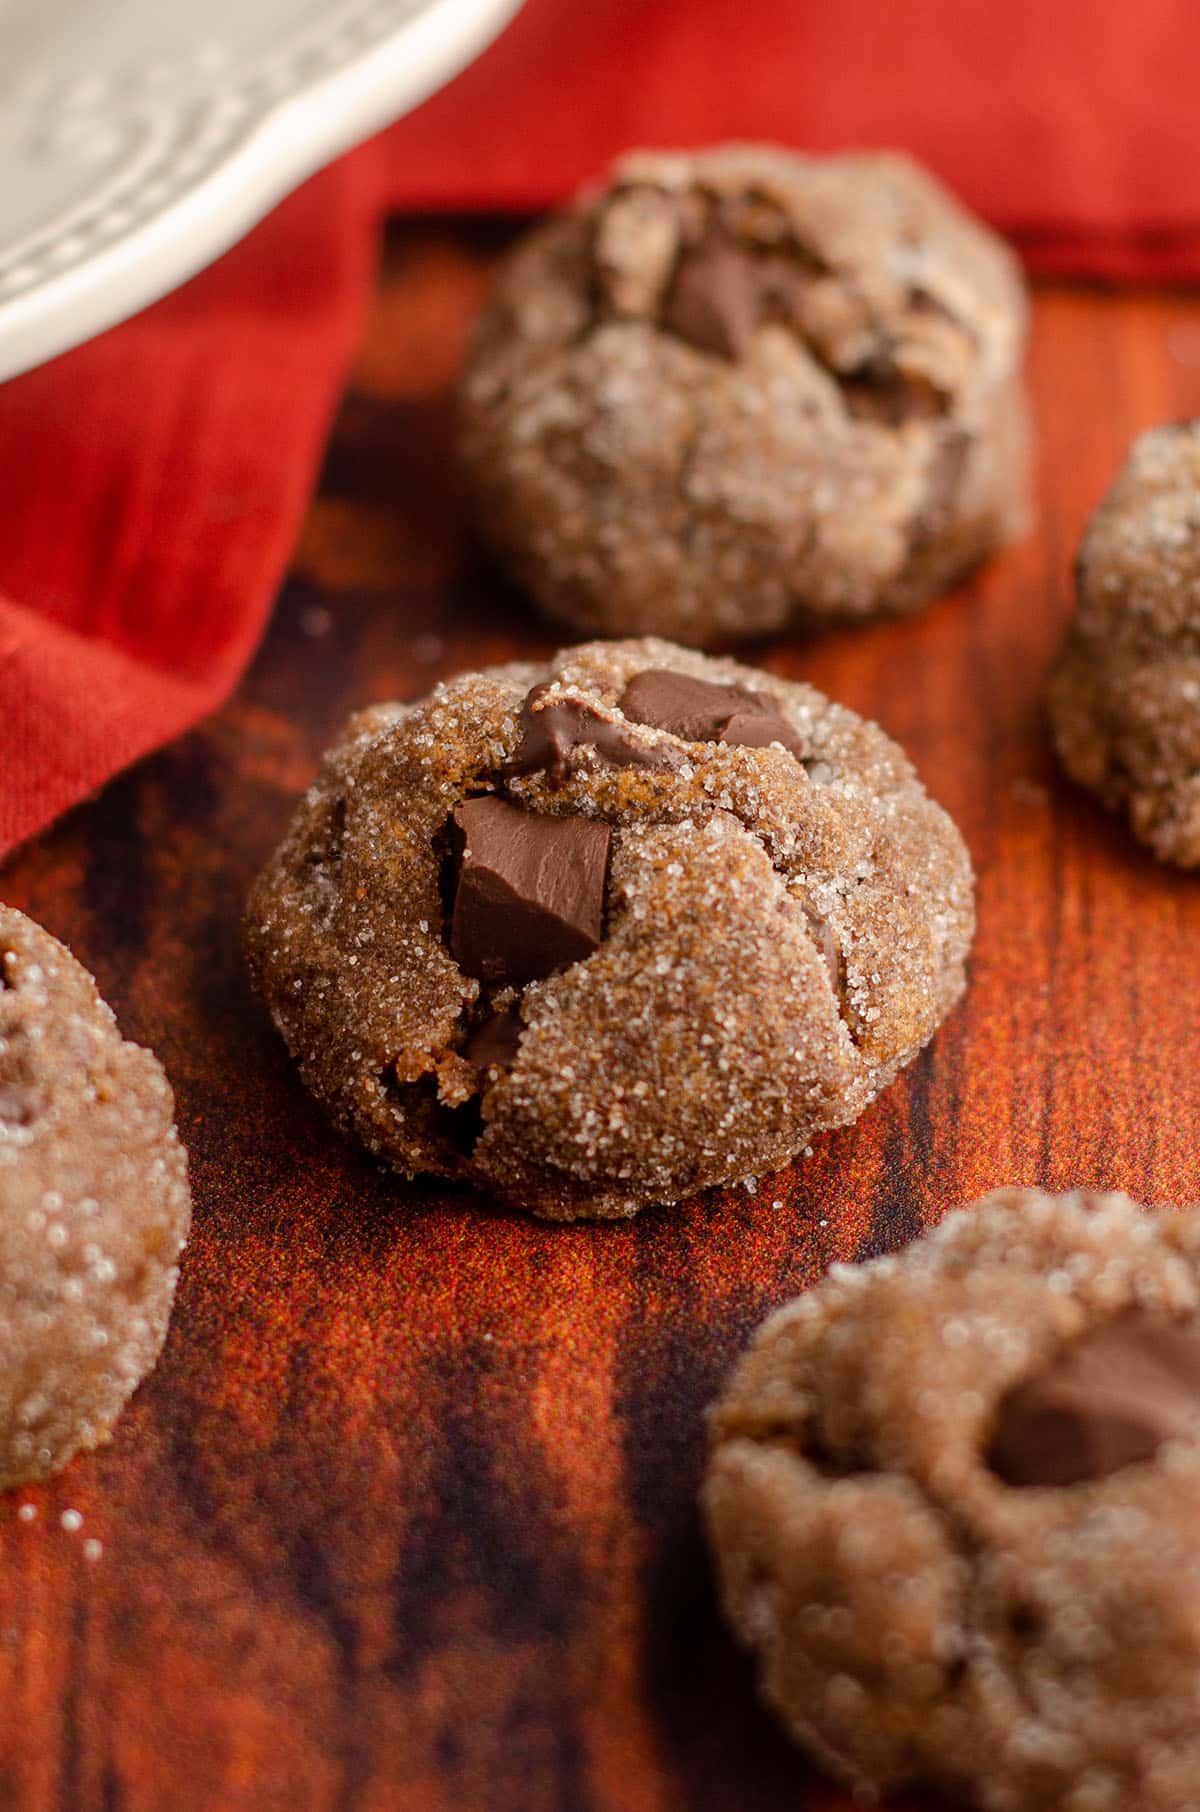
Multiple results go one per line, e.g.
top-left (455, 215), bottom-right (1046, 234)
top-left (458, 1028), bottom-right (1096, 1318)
top-left (1050, 422), bottom-right (1200, 867)
top-left (704, 1188), bottom-right (1200, 1812)
top-left (244, 637), bottom-right (973, 1221)
top-left (0, 906), bottom-right (191, 1489)
top-left (459, 144), bottom-right (1031, 647)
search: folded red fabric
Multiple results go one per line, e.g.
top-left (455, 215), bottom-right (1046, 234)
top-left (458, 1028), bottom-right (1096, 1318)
top-left (391, 0), bottom-right (1200, 280)
top-left (2, 0), bottom-right (1198, 858)
top-left (0, 148), bottom-right (384, 858)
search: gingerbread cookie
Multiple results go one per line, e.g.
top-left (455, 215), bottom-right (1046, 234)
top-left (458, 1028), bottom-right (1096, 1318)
top-left (0, 906), bottom-right (191, 1489)
top-left (460, 144), bottom-right (1030, 646)
top-left (705, 1188), bottom-right (1200, 1811)
top-left (245, 638), bottom-right (973, 1221)
top-left (1050, 422), bottom-right (1200, 867)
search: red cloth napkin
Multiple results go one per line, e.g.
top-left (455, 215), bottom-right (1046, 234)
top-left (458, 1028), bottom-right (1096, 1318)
top-left (3, 0), bottom-right (1199, 859)
top-left (395, 0), bottom-right (1200, 283)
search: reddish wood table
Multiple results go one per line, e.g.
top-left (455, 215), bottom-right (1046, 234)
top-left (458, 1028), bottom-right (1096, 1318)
top-left (2, 224), bottom-right (1200, 1811)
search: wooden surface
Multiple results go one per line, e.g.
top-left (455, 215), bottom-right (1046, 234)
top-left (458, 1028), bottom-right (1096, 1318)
top-left (2, 223), bottom-right (1200, 1812)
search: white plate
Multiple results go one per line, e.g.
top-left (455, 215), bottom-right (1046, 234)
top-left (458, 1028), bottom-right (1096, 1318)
top-left (0, 0), bottom-right (523, 382)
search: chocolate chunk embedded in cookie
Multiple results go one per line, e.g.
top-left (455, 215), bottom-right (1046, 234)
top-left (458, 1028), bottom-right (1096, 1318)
top-left (1050, 422), bottom-right (1200, 867)
top-left (987, 1311), bottom-right (1200, 1488)
top-left (704, 1188), bottom-right (1200, 1811)
top-left (448, 796), bottom-right (610, 987)
top-left (460, 144), bottom-right (1031, 646)
top-left (0, 906), bottom-right (191, 1490)
top-left (244, 637), bottom-right (973, 1221)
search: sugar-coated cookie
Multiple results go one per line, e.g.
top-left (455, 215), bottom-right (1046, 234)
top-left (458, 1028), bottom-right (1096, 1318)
top-left (245, 639), bottom-right (973, 1220)
top-left (0, 906), bottom-right (190, 1488)
top-left (705, 1188), bottom-right (1200, 1811)
top-left (460, 145), bottom-right (1030, 646)
top-left (1051, 422), bottom-right (1200, 867)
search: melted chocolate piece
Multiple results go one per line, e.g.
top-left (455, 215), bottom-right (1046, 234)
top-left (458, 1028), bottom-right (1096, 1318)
top-left (0, 1083), bottom-right (38, 1126)
top-left (462, 1011), bottom-right (524, 1075)
top-left (448, 797), bottom-right (610, 989)
top-left (717, 710), bottom-right (806, 762)
top-left (619, 669), bottom-right (805, 763)
top-left (661, 230), bottom-right (763, 361)
top-left (505, 683), bottom-right (681, 785)
top-left (987, 1312), bottom-right (1200, 1487)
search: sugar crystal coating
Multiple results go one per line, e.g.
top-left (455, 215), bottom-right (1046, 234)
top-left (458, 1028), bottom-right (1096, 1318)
top-left (460, 144), bottom-right (1031, 646)
top-left (0, 906), bottom-right (191, 1489)
top-left (704, 1188), bottom-right (1200, 1811)
top-left (244, 637), bottom-right (973, 1221)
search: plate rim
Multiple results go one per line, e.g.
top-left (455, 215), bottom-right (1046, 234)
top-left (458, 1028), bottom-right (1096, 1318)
top-left (0, 0), bottom-right (523, 383)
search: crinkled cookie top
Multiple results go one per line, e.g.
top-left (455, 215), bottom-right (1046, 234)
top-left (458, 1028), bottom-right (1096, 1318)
top-left (246, 638), bottom-right (973, 1220)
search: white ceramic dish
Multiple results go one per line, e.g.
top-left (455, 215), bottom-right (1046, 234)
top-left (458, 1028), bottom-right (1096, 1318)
top-left (0, 0), bottom-right (523, 382)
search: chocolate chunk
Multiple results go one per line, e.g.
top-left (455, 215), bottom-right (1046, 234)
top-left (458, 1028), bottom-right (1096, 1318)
top-left (907, 286), bottom-right (960, 324)
top-left (717, 710), bottom-right (806, 762)
top-left (0, 1083), bottom-right (37, 1126)
top-left (505, 683), bottom-right (682, 785)
top-left (462, 1011), bottom-right (524, 1075)
top-left (841, 361), bottom-right (946, 426)
top-left (661, 230), bottom-right (762, 361)
top-left (755, 255), bottom-right (816, 328)
top-left (621, 669), bottom-right (750, 742)
top-left (620, 669), bottom-right (804, 763)
top-left (660, 222), bottom-right (823, 360)
top-left (448, 796), bottom-right (610, 988)
top-left (987, 1312), bottom-right (1200, 1487)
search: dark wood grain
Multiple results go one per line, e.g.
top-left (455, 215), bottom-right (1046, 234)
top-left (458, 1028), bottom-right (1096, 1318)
top-left (2, 221), bottom-right (1200, 1811)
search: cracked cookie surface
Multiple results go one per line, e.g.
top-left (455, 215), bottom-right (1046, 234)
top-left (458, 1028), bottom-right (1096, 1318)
top-left (244, 638), bottom-right (973, 1221)
top-left (0, 906), bottom-right (191, 1489)
top-left (1050, 422), bottom-right (1200, 867)
top-left (460, 144), bottom-right (1031, 646)
top-left (704, 1188), bottom-right (1200, 1811)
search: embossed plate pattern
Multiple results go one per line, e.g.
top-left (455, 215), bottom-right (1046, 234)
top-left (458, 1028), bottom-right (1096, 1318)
top-left (0, 0), bottom-right (523, 381)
